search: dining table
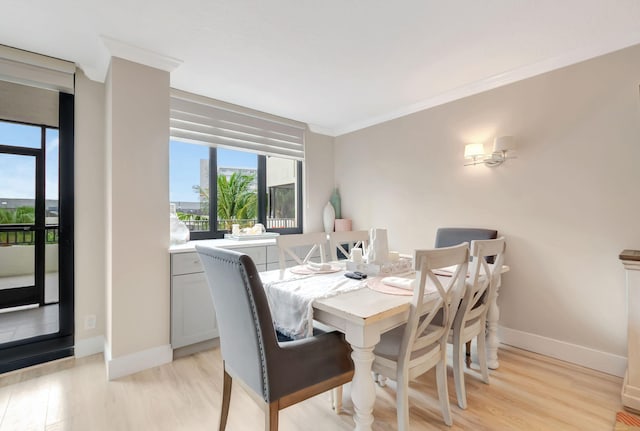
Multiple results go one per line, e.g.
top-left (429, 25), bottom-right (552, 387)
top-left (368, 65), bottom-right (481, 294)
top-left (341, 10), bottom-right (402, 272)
top-left (259, 261), bottom-right (509, 431)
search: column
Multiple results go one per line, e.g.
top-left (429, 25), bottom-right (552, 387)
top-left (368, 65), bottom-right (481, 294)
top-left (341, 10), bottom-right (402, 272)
top-left (621, 249), bottom-right (640, 410)
top-left (104, 52), bottom-right (177, 379)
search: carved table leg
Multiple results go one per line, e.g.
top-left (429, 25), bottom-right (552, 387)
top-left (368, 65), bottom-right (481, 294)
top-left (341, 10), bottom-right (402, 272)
top-left (350, 346), bottom-right (377, 431)
top-left (486, 284), bottom-right (501, 369)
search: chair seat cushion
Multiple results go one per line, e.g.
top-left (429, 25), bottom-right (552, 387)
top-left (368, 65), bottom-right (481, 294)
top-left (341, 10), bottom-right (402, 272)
top-left (268, 331), bottom-right (354, 402)
top-left (374, 323), bottom-right (444, 362)
top-left (374, 325), bottom-right (406, 361)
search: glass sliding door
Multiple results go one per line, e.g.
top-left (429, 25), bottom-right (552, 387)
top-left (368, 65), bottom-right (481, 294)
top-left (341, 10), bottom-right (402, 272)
top-left (44, 128), bottom-right (59, 306)
top-left (0, 138), bottom-right (42, 311)
top-left (0, 105), bottom-right (72, 372)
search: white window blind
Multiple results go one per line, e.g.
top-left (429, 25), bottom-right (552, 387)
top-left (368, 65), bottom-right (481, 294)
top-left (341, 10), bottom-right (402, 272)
top-left (170, 89), bottom-right (305, 160)
top-left (0, 45), bottom-right (75, 94)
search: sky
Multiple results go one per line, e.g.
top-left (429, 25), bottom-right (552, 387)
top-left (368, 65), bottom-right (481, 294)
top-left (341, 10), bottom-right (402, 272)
top-left (0, 121), bottom-right (257, 204)
top-left (169, 140), bottom-right (257, 202)
top-left (0, 121), bottom-right (58, 201)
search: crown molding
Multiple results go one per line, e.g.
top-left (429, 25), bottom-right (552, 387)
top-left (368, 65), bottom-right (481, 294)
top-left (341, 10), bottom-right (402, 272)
top-left (331, 34), bottom-right (640, 137)
top-left (307, 123), bottom-right (336, 137)
top-left (100, 36), bottom-right (182, 73)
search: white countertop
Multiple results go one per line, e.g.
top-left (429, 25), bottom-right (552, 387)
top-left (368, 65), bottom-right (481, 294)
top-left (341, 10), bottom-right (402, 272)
top-left (169, 238), bottom-right (278, 254)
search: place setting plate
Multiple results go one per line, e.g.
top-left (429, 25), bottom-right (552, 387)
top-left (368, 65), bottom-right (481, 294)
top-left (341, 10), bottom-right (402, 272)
top-left (289, 264), bottom-right (343, 275)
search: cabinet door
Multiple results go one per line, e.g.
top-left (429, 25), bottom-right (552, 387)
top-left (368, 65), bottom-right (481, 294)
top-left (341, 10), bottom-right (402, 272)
top-left (172, 252), bottom-right (204, 275)
top-left (266, 245), bottom-right (280, 266)
top-left (171, 272), bottom-right (218, 348)
top-left (232, 246), bottom-right (267, 264)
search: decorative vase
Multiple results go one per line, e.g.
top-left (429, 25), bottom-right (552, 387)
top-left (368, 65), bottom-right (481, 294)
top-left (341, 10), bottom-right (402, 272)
top-left (170, 204), bottom-right (190, 245)
top-left (366, 228), bottom-right (389, 264)
top-left (322, 201), bottom-right (336, 233)
top-left (330, 188), bottom-right (342, 219)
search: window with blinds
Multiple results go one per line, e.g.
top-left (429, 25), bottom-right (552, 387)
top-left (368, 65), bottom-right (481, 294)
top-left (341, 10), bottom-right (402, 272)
top-left (169, 90), bottom-right (305, 239)
top-left (170, 90), bottom-right (305, 160)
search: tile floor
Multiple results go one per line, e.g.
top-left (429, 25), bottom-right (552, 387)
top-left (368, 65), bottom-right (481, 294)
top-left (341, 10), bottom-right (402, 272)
top-left (0, 304), bottom-right (59, 343)
top-left (0, 272), bottom-right (60, 344)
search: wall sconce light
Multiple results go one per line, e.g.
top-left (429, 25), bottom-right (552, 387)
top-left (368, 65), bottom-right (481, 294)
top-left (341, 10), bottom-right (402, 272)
top-left (464, 136), bottom-right (516, 167)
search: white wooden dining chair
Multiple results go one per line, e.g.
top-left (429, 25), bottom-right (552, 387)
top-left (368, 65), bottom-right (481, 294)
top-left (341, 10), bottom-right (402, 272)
top-left (276, 232), bottom-right (328, 277)
top-left (328, 230), bottom-right (369, 261)
top-left (275, 231), bottom-right (346, 411)
top-left (434, 227), bottom-right (498, 363)
top-left (449, 237), bottom-right (506, 409)
top-left (372, 243), bottom-right (469, 429)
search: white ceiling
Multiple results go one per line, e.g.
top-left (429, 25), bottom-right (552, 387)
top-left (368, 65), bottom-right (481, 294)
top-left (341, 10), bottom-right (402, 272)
top-left (2, 1), bottom-right (640, 136)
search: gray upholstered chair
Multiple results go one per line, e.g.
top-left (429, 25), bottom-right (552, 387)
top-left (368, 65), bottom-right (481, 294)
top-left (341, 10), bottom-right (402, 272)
top-left (195, 245), bottom-right (354, 431)
top-left (434, 227), bottom-right (498, 263)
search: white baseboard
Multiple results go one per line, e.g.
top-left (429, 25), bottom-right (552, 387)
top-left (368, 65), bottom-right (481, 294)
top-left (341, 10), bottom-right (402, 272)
top-left (622, 372), bottom-right (640, 410)
top-left (498, 325), bottom-right (627, 377)
top-left (105, 344), bottom-right (173, 380)
top-left (75, 335), bottom-right (105, 358)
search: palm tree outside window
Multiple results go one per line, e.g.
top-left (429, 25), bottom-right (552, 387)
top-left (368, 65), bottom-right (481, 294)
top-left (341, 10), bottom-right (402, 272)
top-left (170, 142), bottom-right (302, 239)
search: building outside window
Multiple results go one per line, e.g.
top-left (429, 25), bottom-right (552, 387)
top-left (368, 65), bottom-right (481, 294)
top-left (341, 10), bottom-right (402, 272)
top-left (169, 91), bottom-right (305, 239)
top-left (169, 141), bottom-right (302, 239)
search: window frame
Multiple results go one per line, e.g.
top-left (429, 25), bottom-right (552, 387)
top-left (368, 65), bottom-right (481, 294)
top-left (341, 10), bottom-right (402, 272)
top-left (184, 146), bottom-right (303, 240)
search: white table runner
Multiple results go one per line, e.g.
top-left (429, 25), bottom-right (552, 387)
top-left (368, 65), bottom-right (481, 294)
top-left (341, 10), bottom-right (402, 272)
top-left (262, 270), bottom-right (367, 339)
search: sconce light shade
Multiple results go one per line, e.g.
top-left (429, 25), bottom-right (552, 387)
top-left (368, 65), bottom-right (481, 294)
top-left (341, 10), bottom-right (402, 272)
top-left (464, 143), bottom-right (485, 159)
top-left (464, 135), bottom-right (517, 167)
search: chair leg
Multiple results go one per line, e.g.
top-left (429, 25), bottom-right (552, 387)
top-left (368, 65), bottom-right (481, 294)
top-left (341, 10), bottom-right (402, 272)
top-left (396, 371), bottom-right (410, 431)
top-left (436, 360), bottom-right (453, 426)
top-left (477, 327), bottom-right (490, 384)
top-left (331, 386), bottom-right (343, 413)
top-left (453, 338), bottom-right (468, 410)
top-left (219, 369), bottom-right (233, 431)
top-left (374, 372), bottom-right (387, 387)
top-left (465, 341), bottom-right (472, 367)
top-left (266, 401), bottom-right (279, 431)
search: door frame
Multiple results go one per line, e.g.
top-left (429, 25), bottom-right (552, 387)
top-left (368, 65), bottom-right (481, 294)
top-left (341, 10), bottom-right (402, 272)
top-left (0, 142), bottom-right (43, 309)
top-left (0, 92), bottom-right (74, 373)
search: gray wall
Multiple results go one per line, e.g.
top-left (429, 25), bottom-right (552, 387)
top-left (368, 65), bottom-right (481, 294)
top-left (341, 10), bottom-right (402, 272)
top-left (334, 44), bottom-right (640, 375)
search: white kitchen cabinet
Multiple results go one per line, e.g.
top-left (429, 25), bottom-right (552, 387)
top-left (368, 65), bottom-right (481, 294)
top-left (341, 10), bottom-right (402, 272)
top-left (171, 270), bottom-right (218, 349)
top-left (170, 240), bottom-right (281, 350)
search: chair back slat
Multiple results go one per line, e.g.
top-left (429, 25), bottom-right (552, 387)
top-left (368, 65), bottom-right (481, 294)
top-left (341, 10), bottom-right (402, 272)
top-left (399, 244), bottom-right (469, 365)
top-left (328, 230), bottom-right (369, 261)
top-left (454, 238), bottom-right (506, 336)
top-left (276, 232), bottom-right (328, 278)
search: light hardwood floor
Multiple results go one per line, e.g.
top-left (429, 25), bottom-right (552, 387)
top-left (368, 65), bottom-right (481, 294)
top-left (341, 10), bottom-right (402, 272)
top-left (0, 344), bottom-right (623, 431)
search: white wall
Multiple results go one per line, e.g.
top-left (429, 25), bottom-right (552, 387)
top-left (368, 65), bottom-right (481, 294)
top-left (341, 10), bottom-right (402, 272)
top-left (105, 58), bottom-right (171, 376)
top-left (334, 44), bottom-right (640, 373)
top-left (74, 70), bottom-right (106, 352)
top-left (303, 131), bottom-right (335, 232)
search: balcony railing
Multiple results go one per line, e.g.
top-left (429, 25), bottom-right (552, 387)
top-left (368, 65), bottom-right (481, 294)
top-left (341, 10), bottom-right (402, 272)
top-left (0, 227), bottom-right (59, 246)
top-left (182, 218), bottom-right (297, 232)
